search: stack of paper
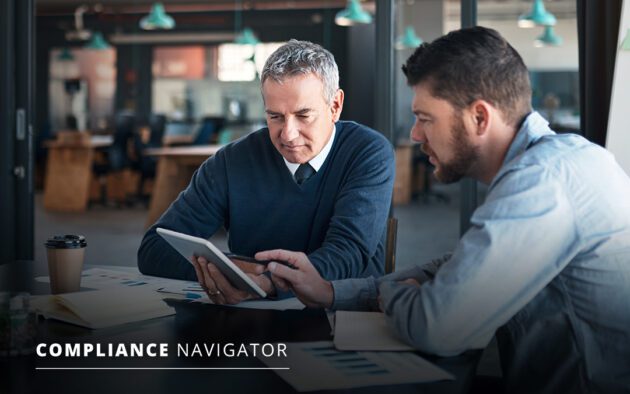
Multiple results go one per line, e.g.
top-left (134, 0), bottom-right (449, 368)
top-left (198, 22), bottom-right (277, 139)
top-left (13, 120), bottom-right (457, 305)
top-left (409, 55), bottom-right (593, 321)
top-left (32, 287), bottom-right (175, 329)
top-left (194, 296), bottom-right (305, 311)
top-left (35, 267), bottom-right (202, 293)
top-left (333, 311), bottom-right (414, 351)
top-left (259, 341), bottom-right (453, 391)
top-left (33, 266), bottom-right (308, 329)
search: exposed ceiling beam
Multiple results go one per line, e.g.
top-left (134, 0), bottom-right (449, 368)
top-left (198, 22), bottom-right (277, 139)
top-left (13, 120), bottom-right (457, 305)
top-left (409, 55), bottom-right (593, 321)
top-left (37, 0), bottom-right (352, 16)
top-left (109, 31), bottom-right (236, 44)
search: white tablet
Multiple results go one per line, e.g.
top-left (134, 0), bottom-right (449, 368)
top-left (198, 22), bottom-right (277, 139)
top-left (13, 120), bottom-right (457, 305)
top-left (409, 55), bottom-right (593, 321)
top-left (156, 227), bottom-right (266, 298)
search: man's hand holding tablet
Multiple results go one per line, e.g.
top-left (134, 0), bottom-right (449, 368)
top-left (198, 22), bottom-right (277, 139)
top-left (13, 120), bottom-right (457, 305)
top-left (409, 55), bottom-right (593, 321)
top-left (194, 254), bottom-right (300, 304)
top-left (191, 255), bottom-right (275, 305)
top-left (156, 227), bottom-right (296, 305)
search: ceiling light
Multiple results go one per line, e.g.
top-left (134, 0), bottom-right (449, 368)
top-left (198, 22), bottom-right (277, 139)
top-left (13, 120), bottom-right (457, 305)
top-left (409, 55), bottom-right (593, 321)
top-left (396, 26), bottom-right (423, 50)
top-left (335, 0), bottom-right (372, 26)
top-left (84, 32), bottom-right (111, 50)
top-left (65, 5), bottom-right (91, 41)
top-left (140, 3), bottom-right (175, 30)
top-left (235, 27), bottom-right (260, 45)
top-left (534, 26), bottom-right (563, 47)
top-left (57, 47), bottom-right (75, 61)
top-left (518, 0), bottom-right (556, 28)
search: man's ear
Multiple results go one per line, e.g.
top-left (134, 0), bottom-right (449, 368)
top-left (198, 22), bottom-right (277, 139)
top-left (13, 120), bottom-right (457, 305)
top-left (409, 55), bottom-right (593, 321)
top-left (331, 89), bottom-right (344, 122)
top-left (468, 100), bottom-right (492, 136)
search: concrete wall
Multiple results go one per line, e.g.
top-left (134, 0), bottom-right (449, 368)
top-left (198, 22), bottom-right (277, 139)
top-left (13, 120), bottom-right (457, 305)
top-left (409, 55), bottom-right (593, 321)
top-left (452, 19), bottom-right (579, 71)
top-left (344, 22), bottom-right (376, 128)
top-left (394, 0), bottom-right (444, 143)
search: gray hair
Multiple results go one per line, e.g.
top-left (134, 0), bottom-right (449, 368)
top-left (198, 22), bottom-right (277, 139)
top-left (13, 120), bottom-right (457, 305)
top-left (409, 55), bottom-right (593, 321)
top-left (261, 39), bottom-right (339, 104)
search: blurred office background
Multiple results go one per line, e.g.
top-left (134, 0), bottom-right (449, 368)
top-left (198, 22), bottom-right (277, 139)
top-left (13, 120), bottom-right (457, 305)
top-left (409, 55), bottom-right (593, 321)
top-left (31, 0), bottom-right (586, 268)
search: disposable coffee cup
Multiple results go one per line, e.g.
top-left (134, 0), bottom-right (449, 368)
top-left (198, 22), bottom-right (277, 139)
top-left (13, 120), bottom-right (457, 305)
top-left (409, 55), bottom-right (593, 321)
top-left (45, 235), bottom-right (87, 294)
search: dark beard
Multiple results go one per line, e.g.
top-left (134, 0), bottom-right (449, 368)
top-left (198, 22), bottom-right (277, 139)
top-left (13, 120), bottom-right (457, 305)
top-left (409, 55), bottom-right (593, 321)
top-left (434, 116), bottom-right (480, 184)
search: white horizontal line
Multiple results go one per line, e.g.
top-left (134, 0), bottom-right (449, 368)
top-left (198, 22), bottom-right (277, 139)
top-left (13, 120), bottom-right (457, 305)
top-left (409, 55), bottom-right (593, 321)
top-left (36, 367), bottom-right (289, 371)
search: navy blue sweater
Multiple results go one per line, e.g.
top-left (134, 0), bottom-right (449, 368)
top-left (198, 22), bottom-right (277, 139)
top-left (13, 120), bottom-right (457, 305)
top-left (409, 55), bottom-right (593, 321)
top-left (137, 121), bottom-right (395, 283)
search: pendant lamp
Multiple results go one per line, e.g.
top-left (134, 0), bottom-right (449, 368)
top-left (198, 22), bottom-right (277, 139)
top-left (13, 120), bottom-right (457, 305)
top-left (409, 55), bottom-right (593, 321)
top-left (395, 26), bottom-right (423, 50)
top-left (335, 0), bottom-right (372, 26)
top-left (518, 0), bottom-right (556, 28)
top-left (84, 32), bottom-right (110, 50)
top-left (140, 3), bottom-right (175, 30)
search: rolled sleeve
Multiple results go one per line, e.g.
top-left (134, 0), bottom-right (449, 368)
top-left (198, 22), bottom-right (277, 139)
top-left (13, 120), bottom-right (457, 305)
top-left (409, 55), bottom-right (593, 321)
top-left (331, 277), bottom-right (380, 311)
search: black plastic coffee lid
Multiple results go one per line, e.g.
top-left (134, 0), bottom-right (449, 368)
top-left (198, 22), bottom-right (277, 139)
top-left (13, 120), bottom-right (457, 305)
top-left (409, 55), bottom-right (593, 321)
top-left (45, 235), bottom-right (87, 249)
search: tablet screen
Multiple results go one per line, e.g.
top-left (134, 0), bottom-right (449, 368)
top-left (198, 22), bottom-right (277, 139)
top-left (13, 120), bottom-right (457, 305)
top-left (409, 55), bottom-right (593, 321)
top-left (156, 228), bottom-right (267, 298)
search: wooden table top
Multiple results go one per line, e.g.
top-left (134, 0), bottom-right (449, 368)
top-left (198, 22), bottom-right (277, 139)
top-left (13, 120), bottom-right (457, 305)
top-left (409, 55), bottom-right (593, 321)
top-left (162, 134), bottom-right (195, 146)
top-left (144, 144), bottom-right (223, 157)
top-left (44, 135), bottom-right (113, 149)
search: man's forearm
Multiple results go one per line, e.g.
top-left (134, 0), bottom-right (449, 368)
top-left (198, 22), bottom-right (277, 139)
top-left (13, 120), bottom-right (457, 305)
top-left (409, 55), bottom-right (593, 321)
top-left (137, 227), bottom-right (197, 281)
top-left (328, 255), bottom-right (452, 312)
top-left (330, 277), bottom-right (380, 311)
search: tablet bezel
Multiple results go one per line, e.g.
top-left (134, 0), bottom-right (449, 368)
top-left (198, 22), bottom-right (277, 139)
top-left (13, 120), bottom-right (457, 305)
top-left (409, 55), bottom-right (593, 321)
top-left (156, 227), bottom-right (267, 298)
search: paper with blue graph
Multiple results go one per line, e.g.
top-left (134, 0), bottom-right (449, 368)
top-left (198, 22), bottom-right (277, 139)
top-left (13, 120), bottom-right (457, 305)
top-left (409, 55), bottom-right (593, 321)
top-left (258, 341), bottom-right (454, 391)
top-left (36, 267), bottom-right (304, 308)
top-left (35, 267), bottom-right (205, 299)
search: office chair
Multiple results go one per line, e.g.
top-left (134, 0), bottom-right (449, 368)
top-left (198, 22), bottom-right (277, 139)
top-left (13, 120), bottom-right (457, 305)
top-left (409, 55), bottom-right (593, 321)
top-left (131, 113), bottom-right (167, 206)
top-left (148, 114), bottom-right (167, 146)
top-left (108, 113), bottom-right (135, 170)
top-left (92, 112), bottom-right (135, 205)
top-left (385, 217), bottom-right (398, 274)
top-left (193, 116), bottom-right (225, 145)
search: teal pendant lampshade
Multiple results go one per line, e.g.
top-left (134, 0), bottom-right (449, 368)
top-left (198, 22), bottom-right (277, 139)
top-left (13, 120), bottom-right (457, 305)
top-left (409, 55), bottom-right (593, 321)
top-left (396, 26), bottom-right (423, 50)
top-left (57, 47), bottom-right (75, 61)
top-left (518, 0), bottom-right (556, 28)
top-left (621, 29), bottom-right (630, 51)
top-left (84, 32), bottom-right (110, 50)
top-left (140, 3), bottom-right (175, 30)
top-left (335, 0), bottom-right (372, 26)
top-left (534, 25), bottom-right (563, 47)
top-left (235, 27), bottom-right (260, 45)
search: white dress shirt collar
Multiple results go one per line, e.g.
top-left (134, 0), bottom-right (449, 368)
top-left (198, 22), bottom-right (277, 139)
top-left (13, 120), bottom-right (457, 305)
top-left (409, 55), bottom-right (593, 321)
top-left (283, 124), bottom-right (336, 176)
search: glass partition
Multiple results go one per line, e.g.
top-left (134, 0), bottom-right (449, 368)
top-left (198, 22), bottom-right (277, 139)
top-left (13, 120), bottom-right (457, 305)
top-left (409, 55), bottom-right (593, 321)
top-left (473, 0), bottom-right (579, 132)
top-left (391, 0), bottom-right (462, 267)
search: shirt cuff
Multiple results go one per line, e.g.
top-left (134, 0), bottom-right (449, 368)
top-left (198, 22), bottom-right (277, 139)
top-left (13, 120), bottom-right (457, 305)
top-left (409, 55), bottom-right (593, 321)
top-left (330, 277), bottom-right (379, 311)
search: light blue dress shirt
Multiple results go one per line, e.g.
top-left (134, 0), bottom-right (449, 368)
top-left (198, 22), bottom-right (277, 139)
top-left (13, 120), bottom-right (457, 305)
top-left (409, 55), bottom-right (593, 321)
top-left (331, 112), bottom-right (630, 393)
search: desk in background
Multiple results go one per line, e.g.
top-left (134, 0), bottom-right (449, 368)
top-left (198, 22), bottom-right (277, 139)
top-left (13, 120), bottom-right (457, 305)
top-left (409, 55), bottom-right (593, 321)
top-left (162, 134), bottom-right (195, 146)
top-left (144, 145), bottom-right (222, 228)
top-left (43, 134), bottom-right (113, 212)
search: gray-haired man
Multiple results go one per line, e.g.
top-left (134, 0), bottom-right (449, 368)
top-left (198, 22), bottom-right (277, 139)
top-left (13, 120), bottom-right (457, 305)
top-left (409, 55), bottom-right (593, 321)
top-left (138, 40), bottom-right (395, 304)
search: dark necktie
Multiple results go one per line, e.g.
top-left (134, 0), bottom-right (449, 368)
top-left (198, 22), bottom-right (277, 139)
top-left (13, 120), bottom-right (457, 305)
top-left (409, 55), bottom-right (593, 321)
top-left (295, 163), bottom-right (315, 185)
